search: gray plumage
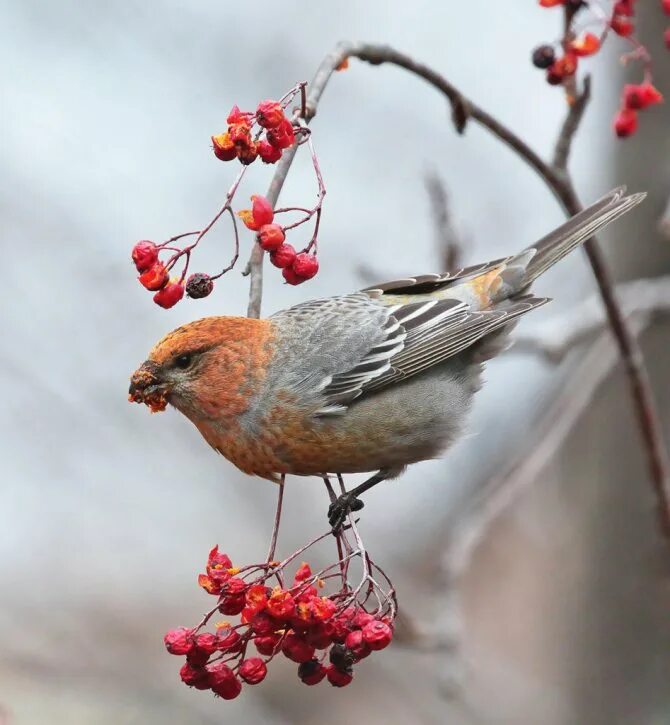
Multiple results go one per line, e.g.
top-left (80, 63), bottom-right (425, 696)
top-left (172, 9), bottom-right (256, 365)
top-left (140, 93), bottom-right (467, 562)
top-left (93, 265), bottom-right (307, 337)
top-left (264, 187), bottom-right (645, 479)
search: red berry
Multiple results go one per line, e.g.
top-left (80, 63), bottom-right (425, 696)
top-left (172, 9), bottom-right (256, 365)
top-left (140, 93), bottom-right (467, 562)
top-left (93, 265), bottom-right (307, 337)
top-left (222, 577), bottom-right (247, 599)
top-left (292, 253), bottom-right (319, 280)
top-left (186, 646), bottom-right (210, 667)
top-left (571, 32), bottom-right (600, 57)
top-left (228, 121), bottom-right (252, 147)
top-left (153, 280), bottom-right (185, 309)
top-left (282, 266), bottom-right (307, 285)
top-left (207, 546), bottom-right (232, 572)
top-left (326, 665), bottom-right (353, 687)
top-left (193, 632), bottom-right (219, 656)
top-left (352, 610), bottom-right (374, 629)
top-left (258, 224), bottom-right (286, 252)
top-left (613, 108), bottom-right (638, 138)
top-left (180, 662), bottom-right (210, 689)
top-left (254, 634), bottom-right (281, 656)
top-left (257, 140), bottom-right (283, 164)
top-left (266, 587), bottom-right (296, 620)
top-left (307, 622), bottom-right (333, 649)
top-left (251, 195), bottom-right (274, 227)
top-left (266, 118), bottom-right (296, 150)
top-left (211, 133), bottom-right (236, 161)
top-left (138, 262), bottom-right (168, 291)
top-left (256, 100), bottom-right (285, 129)
top-left (282, 633), bottom-right (315, 663)
top-left (298, 659), bottom-right (327, 686)
top-left (226, 105), bottom-right (253, 125)
top-left (132, 240), bottom-right (159, 272)
top-left (239, 657), bottom-right (267, 685)
top-left (236, 141), bottom-right (258, 165)
top-left (344, 629), bottom-right (372, 660)
top-left (613, 1), bottom-right (634, 16)
top-left (310, 597), bottom-right (337, 623)
top-left (663, 0), bottom-right (670, 15)
top-left (185, 272), bottom-right (214, 299)
top-left (217, 629), bottom-right (242, 653)
top-left (623, 82), bottom-right (663, 110)
top-left (212, 676), bottom-right (242, 700)
top-left (361, 620), bottom-right (393, 651)
top-left (250, 611), bottom-right (277, 636)
top-left (270, 243), bottom-right (297, 269)
top-left (610, 16), bottom-right (634, 36)
top-left (164, 627), bottom-right (194, 656)
top-left (219, 594), bottom-right (245, 615)
top-left (207, 662), bottom-right (242, 699)
top-left (245, 583), bottom-right (269, 612)
top-left (206, 661), bottom-right (233, 688)
top-left (293, 562), bottom-right (312, 582)
top-left (294, 584), bottom-right (318, 604)
top-left (549, 53), bottom-right (577, 80)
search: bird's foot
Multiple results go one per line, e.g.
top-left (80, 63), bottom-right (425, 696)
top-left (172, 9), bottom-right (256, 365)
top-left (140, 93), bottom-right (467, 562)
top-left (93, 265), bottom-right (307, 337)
top-left (328, 492), bottom-right (364, 533)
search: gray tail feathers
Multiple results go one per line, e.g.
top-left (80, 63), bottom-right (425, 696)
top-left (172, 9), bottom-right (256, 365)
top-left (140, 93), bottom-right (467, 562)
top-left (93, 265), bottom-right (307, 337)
top-left (516, 187), bottom-right (646, 286)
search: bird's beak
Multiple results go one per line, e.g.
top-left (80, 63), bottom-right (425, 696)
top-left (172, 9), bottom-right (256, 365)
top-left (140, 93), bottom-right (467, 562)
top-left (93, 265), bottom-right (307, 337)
top-left (128, 360), bottom-right (168, 413)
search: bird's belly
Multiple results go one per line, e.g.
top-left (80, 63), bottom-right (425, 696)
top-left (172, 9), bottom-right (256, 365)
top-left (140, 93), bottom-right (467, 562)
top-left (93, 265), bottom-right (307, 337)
top-left (196, 363), bottom-right (477, 479)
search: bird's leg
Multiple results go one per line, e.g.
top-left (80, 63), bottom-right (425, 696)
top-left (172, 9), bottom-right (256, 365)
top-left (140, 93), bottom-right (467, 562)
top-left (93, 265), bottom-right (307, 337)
top-left (322, 475), bottom-right (338, 505)
top-left (328, 471), bottom-right (387, 532)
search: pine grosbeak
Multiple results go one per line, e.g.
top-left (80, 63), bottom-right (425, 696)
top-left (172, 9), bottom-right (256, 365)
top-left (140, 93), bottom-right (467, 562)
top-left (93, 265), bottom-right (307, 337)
top-left (130, 188), bottom-right (643, 529)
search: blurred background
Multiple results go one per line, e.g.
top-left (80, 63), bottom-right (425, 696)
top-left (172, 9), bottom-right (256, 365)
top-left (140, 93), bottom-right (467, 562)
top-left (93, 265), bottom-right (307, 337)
top-left (1, 1), bottom-right (669, 723)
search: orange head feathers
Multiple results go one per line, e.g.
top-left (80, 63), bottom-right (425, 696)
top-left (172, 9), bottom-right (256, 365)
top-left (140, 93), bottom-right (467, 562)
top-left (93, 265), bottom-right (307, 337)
top-left (129, 316), bottom-right (274, 422)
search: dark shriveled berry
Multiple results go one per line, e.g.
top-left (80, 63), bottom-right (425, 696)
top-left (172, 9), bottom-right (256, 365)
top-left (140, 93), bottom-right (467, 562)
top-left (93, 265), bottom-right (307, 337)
top-left (186, 273), bottom-right (214, 299)
top-left (532, 44), bottom-right (555, 69)
top-left (329, 643), bottom-right (354, 673)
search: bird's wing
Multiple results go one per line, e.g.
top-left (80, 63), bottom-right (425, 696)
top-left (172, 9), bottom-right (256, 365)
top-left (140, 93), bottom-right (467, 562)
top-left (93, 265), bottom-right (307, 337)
top-left (270, 291), bottom-right (546, 417)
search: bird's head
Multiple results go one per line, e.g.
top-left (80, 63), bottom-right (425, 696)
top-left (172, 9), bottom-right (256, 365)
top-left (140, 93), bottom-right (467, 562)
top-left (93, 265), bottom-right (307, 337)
top-left (129, 316), bottom-right (273, 421)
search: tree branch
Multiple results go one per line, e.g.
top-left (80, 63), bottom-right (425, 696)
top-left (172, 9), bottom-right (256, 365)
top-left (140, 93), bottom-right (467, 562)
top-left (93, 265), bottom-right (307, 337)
top-left (552, 75), bottom-right (591, 171)
top-left (513, 275), bottom-right (670, 362)
top-left (256, 40), bottom-right (670, 539)
top-left (424, 172), bottom-right (463, 273)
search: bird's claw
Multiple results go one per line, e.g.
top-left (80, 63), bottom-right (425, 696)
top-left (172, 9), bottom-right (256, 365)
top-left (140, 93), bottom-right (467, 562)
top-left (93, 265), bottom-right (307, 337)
top-left (328, 493), bottom-right (364, 533)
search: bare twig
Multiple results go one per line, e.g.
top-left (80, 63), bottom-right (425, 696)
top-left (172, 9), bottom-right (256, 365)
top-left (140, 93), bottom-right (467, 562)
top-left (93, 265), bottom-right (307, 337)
top-left (552, 75), bottom-right (592, 171)
top-left (265, 475), bottom-right (285, 564)
top-left (259, 40), bottom-right (670, 539)
top-left (245, 143), bottom-right (300, 318)
top-left (513, 275), bottom-right (670, 362)
top-left (441, 321), bottom-right (649, 592)
top-left (424, 172), bottom-right (462, 273)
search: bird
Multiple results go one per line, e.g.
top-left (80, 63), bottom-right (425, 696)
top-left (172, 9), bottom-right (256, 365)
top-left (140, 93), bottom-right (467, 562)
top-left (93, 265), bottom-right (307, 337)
top-left (129, 187), bottom-right (644, 531)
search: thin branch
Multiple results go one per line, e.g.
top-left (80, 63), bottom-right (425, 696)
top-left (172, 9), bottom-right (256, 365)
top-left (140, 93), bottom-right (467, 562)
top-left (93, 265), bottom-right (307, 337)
top-left (441, 321), bottom-right (649, 592)
top-left (265, 475), bottom-right (285, 564)
top-left (513, 275), bottom-right (670, 362)
top-left (552, 74), bottom-right (592, 171)
top-left (424, 172), bottom-right (463, 273)
top-left (245, 143), bottom-right (300, 318)
top-left (272, 40), bottom-right (670, 540)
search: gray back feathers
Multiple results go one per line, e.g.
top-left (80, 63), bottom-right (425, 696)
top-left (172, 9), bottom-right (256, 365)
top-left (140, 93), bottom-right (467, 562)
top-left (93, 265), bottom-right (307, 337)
top-left (269, 187), bottom-right (645, 417)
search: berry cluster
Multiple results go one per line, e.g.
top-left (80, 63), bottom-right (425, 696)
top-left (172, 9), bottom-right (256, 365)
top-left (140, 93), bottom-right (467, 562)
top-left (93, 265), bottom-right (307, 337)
top-left (212, 101), bottom-right (296, 166)
top-left (130, 83), bottom-right (324, 308)
top-left (131, 238), bottom-right (212, 308)
top-left (532, 0), bottom-right (665, 138)
top-left (237, 194), bottom-right (319, 285)
top-left (165, 546), bottom-right (395, 700)
top-left (614, 81), bottom-right (664, 137)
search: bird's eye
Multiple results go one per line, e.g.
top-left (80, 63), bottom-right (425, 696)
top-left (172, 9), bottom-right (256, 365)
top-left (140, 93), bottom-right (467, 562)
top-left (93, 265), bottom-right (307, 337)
top-left (174, 353), bottom-right (192, 369)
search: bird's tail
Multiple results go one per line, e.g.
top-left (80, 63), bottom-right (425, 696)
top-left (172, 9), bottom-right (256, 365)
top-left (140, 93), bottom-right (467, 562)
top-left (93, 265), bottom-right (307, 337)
top-left (515, 186), bottom-right (645, 287)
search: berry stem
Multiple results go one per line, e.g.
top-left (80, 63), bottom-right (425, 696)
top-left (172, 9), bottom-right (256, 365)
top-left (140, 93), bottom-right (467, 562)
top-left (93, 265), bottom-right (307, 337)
top-left (265, 475), bottom-right (285, 566)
